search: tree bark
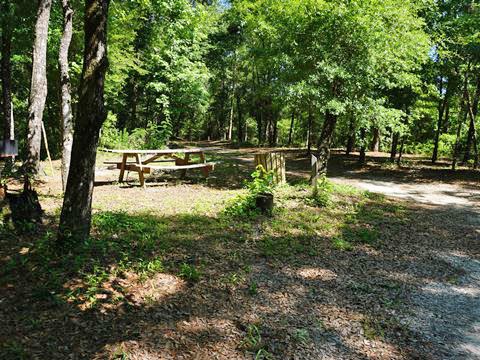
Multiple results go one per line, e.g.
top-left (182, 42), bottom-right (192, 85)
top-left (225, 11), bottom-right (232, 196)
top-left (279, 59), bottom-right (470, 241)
top-left (452, 70), bottom-right (470, 170)
top-left (346, 118), bottom-right (355, 156)
top-left (315, 111), bottom-right (337, 176)
top-left (432, 79), bottom-right (447, 163)
top-left (390, 132), bottom-right (399, 162)
top-left (1, 0), bottom-right (13, 141)
top-left (25, 0), bottom-right (52, 182)
top-left (59, 0), bottom-right (74, 192)
top-left (371, 127), bottom-right (380, 152)
top-left (397, 137), bottom-right (405, 166)
top-left (462, 74), bottom-right (480, 164)
top-left (236, 91), bottom-right (244, 143)
top-left (58, 0), bottom-right (110, 245)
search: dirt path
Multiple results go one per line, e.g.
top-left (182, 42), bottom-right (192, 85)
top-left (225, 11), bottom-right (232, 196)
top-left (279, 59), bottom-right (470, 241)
top-left (330, 174), bottom-right (480, 359)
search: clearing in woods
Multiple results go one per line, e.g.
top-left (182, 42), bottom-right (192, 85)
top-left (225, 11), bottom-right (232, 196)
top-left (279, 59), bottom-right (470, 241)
top-left (1, 146), bottom-right (479, 359)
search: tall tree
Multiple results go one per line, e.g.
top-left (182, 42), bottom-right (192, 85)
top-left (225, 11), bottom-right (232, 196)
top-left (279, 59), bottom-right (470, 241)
top-left (59, 0), bottom-right (74, 192)
top-left (25, 0), bottom-right (52, 183)
top-left (1, 0), bottom-right (14, 141)
top-left (58, 0), bottom-right (110, 245)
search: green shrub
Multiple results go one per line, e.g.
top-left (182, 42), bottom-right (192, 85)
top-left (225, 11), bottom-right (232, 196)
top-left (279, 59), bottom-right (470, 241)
top-left (178, 263), bottom-right (201, 282)
top-left (307, 176), bottom-right (333, 208)
top-left (223, 165), bottom-right (276, 217)
top-left (100, 112), bottom-right (172, 150)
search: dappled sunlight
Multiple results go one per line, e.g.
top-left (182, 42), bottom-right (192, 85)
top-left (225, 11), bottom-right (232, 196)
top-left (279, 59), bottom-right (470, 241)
top-left (295, 267), bottom-right (337, 281)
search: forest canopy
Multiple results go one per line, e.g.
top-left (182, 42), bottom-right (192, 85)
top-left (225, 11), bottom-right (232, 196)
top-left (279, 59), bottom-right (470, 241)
top-left (0, 0), bottom-right (477, 163)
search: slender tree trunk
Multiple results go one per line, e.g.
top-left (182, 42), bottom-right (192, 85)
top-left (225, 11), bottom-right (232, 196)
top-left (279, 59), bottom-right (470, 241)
top-left (236, 92), bottom-right (244, 143)
top-left (452, 111), bottom-right (467, 170)
top-left (315, 110), bottom-right (337, 176)
top-left (306, 107), bottom-right (313, 154)
top-left (59, 0), bottom-right (74, 192)
top-left (397, 137), bottom-right (405, 166)
top-left (58, 0), bottom-right (110, 245)
top-left (463, 75), bottom-right (480, 164)
top-left (432, 79), bottom-right (447, 163)
top-left (452, 70), bottom-right (470, 170)
top-left (359, 127), bottom-right (366, 165)
top-left (287, 111), bottom-right (295, 146)
top-left (227, 95), bottom-right (234, 141)
top-left (25, 0), bottom-right (52, 184)
top-left (1, 0), bottom-right (13, 141)
top-left (371, 127), bottom-right (380, 152)
top-left (346, 118), bottom-right (355, 156)
top-left (390, 132), bottom-right (399, 162)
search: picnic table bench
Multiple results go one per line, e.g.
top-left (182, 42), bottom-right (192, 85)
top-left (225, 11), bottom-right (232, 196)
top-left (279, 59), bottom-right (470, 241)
top-left (101, 148), bottom-right (215, 187)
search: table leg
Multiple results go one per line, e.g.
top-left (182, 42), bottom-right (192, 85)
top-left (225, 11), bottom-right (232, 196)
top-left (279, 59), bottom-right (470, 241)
top-left (199, 152), bottom-right (209, 177)
top-left (135, 154), bottom-right (146, 188)
top-left (181, 153), bottom-right (190, 178)
top-left (119, 154), bottom-right (128, 183)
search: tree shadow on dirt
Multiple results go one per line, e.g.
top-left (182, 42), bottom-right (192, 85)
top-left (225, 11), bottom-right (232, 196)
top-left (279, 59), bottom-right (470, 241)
top-left (1, 196), bottom-right (478, 359)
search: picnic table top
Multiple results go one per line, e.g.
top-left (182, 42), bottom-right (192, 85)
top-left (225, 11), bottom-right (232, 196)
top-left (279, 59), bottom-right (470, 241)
top-left (100, 147), bottom-right (216, 155)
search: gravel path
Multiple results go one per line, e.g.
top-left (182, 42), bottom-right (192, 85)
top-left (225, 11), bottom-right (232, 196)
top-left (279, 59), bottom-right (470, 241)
top-left (331, 175), bottom-right (480, 359)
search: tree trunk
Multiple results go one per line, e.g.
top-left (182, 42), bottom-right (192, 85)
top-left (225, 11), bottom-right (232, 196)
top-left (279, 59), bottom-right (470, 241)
top-left (59, 0), bottom-right (74, 192)
top-left (287, 111), bottom-right (295, 146)
top-left (25, 0), bottom-right (52, 183)
top-left (306, 108), bottom-right (313, 154)
top-left (371, 127), bottom-right (380, 152)
top-left (390, 132), bottom-right (399, 162)
top-left (315, 111), bottom-right (337, 176)
top-left (397, 137), bottom-right (405, 166)
top-left (1, 0), bottom-right (13, 141)
top-left (432, 79), bottom-right (447, 164)
top-left (227, 95), bottom-right (234, 141)
top-left (346, 118), bottom-right (355, 156)
top-left (462, 75), bottom-right (480, 164)
top-left (236, 92), bottom-right (244, 143)
top-left (452, 70), bottom-right (470, 170)
top-left (58, 0), bottom-right (110, 245)
top-left (359, 127), bottom-right (366, 165)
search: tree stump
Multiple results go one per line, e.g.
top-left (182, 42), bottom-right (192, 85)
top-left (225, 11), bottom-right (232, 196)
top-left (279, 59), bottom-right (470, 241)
top-left (254, 152), bottom-right (286, 184)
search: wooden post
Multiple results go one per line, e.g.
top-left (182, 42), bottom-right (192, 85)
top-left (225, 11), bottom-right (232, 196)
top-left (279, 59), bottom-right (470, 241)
top-left (254, 152), bottom-right (286, 184)
top-left (311, 154), bottom-right (319, 187)
top-left (41, 120), bottom-right (54, 176)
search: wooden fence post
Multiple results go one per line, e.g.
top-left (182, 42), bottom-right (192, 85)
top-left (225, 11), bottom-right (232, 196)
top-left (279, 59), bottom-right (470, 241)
top-left (311, 154), bottom-right (319, 187)
top-left (254, 152), bottom-right (286, 184)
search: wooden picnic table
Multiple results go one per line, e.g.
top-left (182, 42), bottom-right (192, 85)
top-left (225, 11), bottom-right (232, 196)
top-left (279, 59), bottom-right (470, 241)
top-left (101, 148), bottom-right (215, 187)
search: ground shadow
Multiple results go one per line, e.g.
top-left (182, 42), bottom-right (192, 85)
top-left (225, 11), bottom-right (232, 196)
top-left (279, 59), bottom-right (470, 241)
top-left (1, 193), bottom-right (479, 359)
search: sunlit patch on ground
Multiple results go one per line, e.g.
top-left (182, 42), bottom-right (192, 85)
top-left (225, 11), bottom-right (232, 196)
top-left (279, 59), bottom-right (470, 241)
top-left (296, 267), bottom-right (337, 281)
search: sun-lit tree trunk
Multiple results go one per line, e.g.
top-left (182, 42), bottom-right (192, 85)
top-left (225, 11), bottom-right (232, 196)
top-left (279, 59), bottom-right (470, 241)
top-left (236, 91), bottom-right (244, 143)
top-left (371, 127), bottom-right (380, 152)
top-left (315, 110), bottom-right (337, 176)
top-left (1, 0), bottom-right (13, 142)
top-left (25, 0), bottom-right (52, 184)
top-left (452, 70), bottom-right (470, 170)
top-left (59, 0), bottom-right (74, 192)
top-left (58, 0), bottom-right (110, 245)
top-left (463, 75), bottom-right (479, 164)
